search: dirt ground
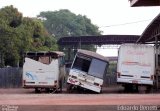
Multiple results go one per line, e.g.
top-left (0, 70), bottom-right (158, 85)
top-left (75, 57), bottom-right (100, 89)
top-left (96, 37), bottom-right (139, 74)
top-left (0, 86), bottom-right (160, 111)
top-left (0, 93), bottom-right (160, 105)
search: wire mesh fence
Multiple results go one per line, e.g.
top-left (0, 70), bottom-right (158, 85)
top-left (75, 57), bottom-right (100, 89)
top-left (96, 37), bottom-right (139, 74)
top-left (0, 67), bottom-right (22, 88)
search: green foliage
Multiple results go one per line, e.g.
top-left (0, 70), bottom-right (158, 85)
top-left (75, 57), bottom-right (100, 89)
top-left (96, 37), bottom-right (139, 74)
top-left (0, 6), bottom-right (102, 67)
top-left (38, 9), bottom-right (102, 56)
top-left (0, 5), bottom-right (58, 67)
top-left (107, 62), bottom-right (117, 75)
top-left (0, 5), bottom-right (22, 28)
top-left (38, 9), bottom-right (101, 38)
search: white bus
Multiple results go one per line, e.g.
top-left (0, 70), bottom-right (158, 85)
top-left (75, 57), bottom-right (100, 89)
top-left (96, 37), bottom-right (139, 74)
top-left (67, 49), bottom-right (109, 93)
top-left (23, 51), bottom-right (65, 93)
top-left (117, 44), bottom-right (155, 92)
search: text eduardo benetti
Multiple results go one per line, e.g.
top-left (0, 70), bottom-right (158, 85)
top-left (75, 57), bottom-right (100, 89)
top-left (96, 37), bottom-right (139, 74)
top-left (117, 105), bottom-right (158, 111)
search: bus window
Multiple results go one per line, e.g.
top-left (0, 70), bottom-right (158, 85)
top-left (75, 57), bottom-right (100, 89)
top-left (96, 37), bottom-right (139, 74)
top-left (72, 56), bottom-right (91, 72)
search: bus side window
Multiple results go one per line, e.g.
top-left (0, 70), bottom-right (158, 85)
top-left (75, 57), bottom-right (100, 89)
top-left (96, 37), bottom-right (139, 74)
top-left (60, 57), bottom-right (65, 66)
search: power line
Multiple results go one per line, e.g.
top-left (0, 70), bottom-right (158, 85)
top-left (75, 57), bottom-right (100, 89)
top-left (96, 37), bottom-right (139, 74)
top-left (100, 19), bottom-right (152, 28)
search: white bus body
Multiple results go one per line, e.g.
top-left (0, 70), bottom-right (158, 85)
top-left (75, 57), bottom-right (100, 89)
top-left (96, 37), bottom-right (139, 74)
top-left (117, 44), bottom-right (155, 86)
top-left (67, 49), bottom-right (109, 93)
top-left (23, 51), bottom-right (65, 92)
top-left (23, 58), bottom-right (59, 88)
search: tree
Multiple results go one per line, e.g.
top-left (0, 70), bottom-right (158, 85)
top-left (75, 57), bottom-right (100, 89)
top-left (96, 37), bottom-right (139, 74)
top-left (0, 5), bottom-right (58, 67)
top-left (38, 9), bottom-right (102, 55)
top-left (0, 5), bottom-right (23, 67)
top-left (38, 9), bottom-right (102, 38)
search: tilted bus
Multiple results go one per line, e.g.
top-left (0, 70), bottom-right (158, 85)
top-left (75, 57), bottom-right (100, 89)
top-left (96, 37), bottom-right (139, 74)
top-left (67, 49), bottom-right (109, 93)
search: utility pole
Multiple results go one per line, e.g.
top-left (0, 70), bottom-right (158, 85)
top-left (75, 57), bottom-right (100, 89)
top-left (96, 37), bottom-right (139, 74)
top-left (155, 36), bottom-right (159, 90)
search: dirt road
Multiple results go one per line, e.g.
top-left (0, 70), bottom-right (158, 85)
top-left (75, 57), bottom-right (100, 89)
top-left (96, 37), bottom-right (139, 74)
top-left (0, 88), bottom-right (160, 105)
top-left (0, 94), bottom-right (160, 105)
top-left (0, 88), bottom-right (160, 111)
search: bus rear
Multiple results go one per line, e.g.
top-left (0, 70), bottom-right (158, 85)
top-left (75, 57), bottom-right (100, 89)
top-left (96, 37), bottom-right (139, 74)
top-left (117, 44), bottom-right (155, 91)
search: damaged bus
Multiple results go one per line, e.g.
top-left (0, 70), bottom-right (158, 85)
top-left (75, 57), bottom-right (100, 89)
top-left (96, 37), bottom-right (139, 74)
top-left (23, 51), bottom-right (65, 93)
top-left (67, 49), bottom-right (109, 93)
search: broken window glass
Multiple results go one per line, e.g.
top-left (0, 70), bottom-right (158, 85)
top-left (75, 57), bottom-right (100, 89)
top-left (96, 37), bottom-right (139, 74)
top-left (72, 56), bottom-right (91, 72)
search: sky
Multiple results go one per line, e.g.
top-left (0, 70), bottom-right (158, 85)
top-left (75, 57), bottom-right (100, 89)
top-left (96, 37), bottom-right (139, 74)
top-left (0, 0), bottom-right (160, 56)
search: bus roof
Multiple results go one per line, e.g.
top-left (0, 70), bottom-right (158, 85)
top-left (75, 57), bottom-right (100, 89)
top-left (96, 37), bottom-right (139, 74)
top-left (77, 49), bottom-right (109, 62)
top-left (24, 51), bottom-right (65, 57)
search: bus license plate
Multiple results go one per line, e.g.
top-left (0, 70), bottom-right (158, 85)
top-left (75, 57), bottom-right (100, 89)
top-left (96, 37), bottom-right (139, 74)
top-left (132, 80), bottom-right (138, 84)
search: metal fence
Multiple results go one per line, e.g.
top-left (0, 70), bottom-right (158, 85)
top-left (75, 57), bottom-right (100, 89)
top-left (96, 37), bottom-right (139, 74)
top-left (104, 74), bottom-right (117, 86)
top-left (0, 67), bottom-right (116, 88)
top-left (0, 67), bottom-right (22, 88)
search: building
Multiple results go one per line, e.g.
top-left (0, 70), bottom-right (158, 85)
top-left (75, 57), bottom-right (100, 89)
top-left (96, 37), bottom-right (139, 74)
top-left (130, 0), bottom-right (160, 7)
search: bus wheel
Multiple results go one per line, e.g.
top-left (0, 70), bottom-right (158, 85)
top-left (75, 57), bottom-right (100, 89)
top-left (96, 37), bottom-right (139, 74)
top-left (100, 88), bottom-right (102, 94)
top-left (66, 83), bottom-right (73, 93)
top-left (124, 84), bottom-right (133, 92)
top-left (35, 88), bottom-right (41, 93)
top-left (146, 86), bottom-right (153, 93)
top-left (45, 88), bottom-right (50, 93)
top-left (59, 80), bottom-right (63, 93)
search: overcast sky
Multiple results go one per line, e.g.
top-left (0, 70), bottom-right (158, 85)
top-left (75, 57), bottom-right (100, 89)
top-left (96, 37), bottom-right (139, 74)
top-left (0, 0), bottom-right (160, 56)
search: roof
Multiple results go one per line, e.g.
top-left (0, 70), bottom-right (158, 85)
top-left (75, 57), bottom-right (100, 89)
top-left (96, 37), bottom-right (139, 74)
top-left (57, 35), bottom-right (140, 46)
top-left (107, 57), bottom-right (118, 61)
top-left (137, 13), bottom-right (160, 43)
top-left (52, 51), bottom-right (65, 56)
top-left (77, 49), bottom-right (109, 62)
top-left (130, 0), bottom-right (160, 7)
top-left (24, 51), bottom-right (65, 57)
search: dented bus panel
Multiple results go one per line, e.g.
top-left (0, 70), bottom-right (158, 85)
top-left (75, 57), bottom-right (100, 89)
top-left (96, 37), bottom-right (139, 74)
top-left (23, 51), bottom-right (65, 93)
top-left (67, 49), bottom-right (109, 93)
